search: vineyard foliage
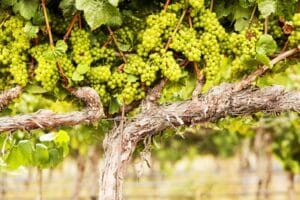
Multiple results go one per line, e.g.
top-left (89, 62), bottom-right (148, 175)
top-left (0, 0), bottom-right (300, 173)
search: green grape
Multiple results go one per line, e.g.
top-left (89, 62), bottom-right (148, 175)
top-left (200, 33), bottom-right (221, 87)
top-left (269, 18), bottom-right (284, 39)
top-left (289, 13), bottom-right (300, 46)
top-left (137, 11), bottom-right (177, 56)
top-left (91, 47), bottom-right (115, 64)
top-left (92, 84), bottom-right (111, 105)
top-left (10, 58), bottom-right (28, 86)
top-left (86, 65), bottom-right (111, 84)
top-left (159, 51), bottom-right (183, 82)
top-left (189, 0), bottom-right (204, 10)
top-left (118, 82), bottom-right (145, 105)
top-left (58, 55), bottom-right (75, 81)
top-left (70, 29), bottom-right (93, 65)
top-left (51, 15), bottom-right (69, 35)
top-left (0, 16), bottom-right (30, 87)
top-left (107, 71), bottom-right (127, 89)
top-left (35, 58), bottom-right (59, 91)
top-left (170, 26), bottom-right (201, 61)
top-left (192, 9), bottom-right (227, 41)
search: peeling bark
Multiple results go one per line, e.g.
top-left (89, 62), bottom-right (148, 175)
top-left (0, 87), bottom-right (104, 132)
top-left (100, 83), bottom-right (300, 200)
top-left (0, 86), bottom-right (22, 112)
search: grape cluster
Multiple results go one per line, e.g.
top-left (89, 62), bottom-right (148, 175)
top-left (30, 44), bottom-right (59, 91)
top-left (227, 25), bottom-right (262, 77)
top-left (192, 9), bottom-right (227, 41)
top-left (91, 47), bottom-right (115, 65)
top-left (289, 13), bottom-right (300, 46)
top-left (124, 55), bottom-right (158, 86)
top-left (86, 65), bottom-right (111, 84)
top-left (189, 0), bottom-right (204, 10)
top-left (70, 29), bottom-right (92, 66)
top-left (107, 71), bottom-right (127, 89)
top-left (92, 84), bottom-right (111, 105)
top-left (51, 15), bottom-right (69, 35)
top-left (269, 18), bottom-right (284, 39)
top-left (118, 82), bottom-right (145, 105)
top-left (200, 33), bottom-right (221, 87)
top-left (170, 27), bottom-right (201, 61)
top-left (58, 55), bottom-right (75, 81)
top-left (0, 16), bottom-right (30, 87)
top-left (137, 11), bottom-right (177, 56)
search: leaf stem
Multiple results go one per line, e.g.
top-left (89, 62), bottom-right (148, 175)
top-left (248, 6), bottom-right (257, 28)
top-left (163, 0), bottom-right (171, 11)
top-left (210, 0), bottom-right (214, 11)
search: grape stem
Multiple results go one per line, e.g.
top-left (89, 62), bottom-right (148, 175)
top-left (248, 6), bottom-right (257, 28)
top-left (107, 26), bottom-right (127, 63)
top-left (165, 8), bottom-right (188, 50)
top-left (210, 0), bottom-right (214, 11)
top-left (163, 0), bottom-right (171, 11)
top-left (101, 35), bottom-right (113, 48)
top-left (234, 46), bottom-right (300, 91)
top-left (192, 63), bottom-right (205, 100)
top-left (264, 17), bottom-right (268, 34)
top-left (41, 0), bottom-right (54, 48)
top-left (64, 14), bottom-right (78, 41)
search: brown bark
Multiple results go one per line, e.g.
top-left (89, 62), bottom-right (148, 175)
top-left (99, 83), bottom-right (300, 200)
top-left (88, 146), bottom-right (101, 200)
top-left (0, 87), bottom-right (104, 132)
top-left (0, 86), bottom-right (22, 112)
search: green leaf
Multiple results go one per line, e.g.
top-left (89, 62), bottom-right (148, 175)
top-left (5, 147), bottom-right (24, 170)
top-left (108, 0), bottom-right (119, 6)
top-left (59, 0), bottom-right (76, 17)
top-left (1, 0), bottom-right (17, 8)
top-left (234, 18), bottom-right (249, 32)
top-left (76, 63), bottom-right (90, 74)
top-left (23, 22), bottom-right (39, 39)
top-left (54, 40), bottom-right (68, 58)
top-left (256, 53), bottom-right (271, 66)
top-left (48, 148), bottom-right (63, 167)
top-left (33, 143), bottom-right (49, 167)
top-left (39, 133), bottom-right (55, 142)
top-left (18, 140), bottom-right (34, 164)
top-left (25, 84), bottom-right (48, 94)
top-left (32, 7), bottom-right (45, 26)
top-left (72, 71), bottom-right (84, 81)
top-left (258, 0), bottom-right (276, 18)
top-left (75, 0), bottom-right (122, 30)
top-left (109, 97), bottom-right (121, 114)
top-left (13, 0), bottom-right (39, 20)
top-left (54, 130), bottom-right (70, 146)
top-left (256, 34), bottom-right (277, 55)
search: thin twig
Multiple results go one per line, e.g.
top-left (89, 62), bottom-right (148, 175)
top-left (248, 6), bottom-right (257, 28)
top-left (165, 9), bottom-right (188, 50)
top-left (234, 47), bottom-right (300, 91)
top-left (78, 14), bottom-right (82, 29)
top-left (64, 14), bottom-right (78, 41)
top-left (41, 0), bottom-right (54, 48)
top-left (264, 17), bottom-right (268, 34)
top-left (101, 35), bottom-right (113, 48)
top-left (210, 0), bottom-right (214, 11)
top-left (107, 26), bottom-right (126, 62)
top-left (163, 0), bottom-right (171, 11)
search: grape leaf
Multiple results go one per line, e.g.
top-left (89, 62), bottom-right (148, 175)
top-left (256, 34), bottom-right (277, 56)
top-left (256, 53), bottom-right (271, 66)
top-left (108, 0), bottom-right (119, 6)
top-left (23, 22), bottom-right (39, 39)
top-left (258, 0), bottom-right (276, 18)
top-left (33, 143), bottom-right (49, 167)
top-left (48, 148), bottom-right (64, 167)
top-left (75, 0), bottom-right (122, 30)
top-left (109, 97), bottom-right (121, 114)
top-left (59, 0), bottom-right (76, 17)
top-left (13, 0), bottom-right (39, 20)
top-left (54, 130), bottom-right (70, 146)
top-left (76, 63), bottom-right (90, 74)
top-left (1, 0), bottom-right (17, 8)
top-left (72, 71), bottom-right (84, 81)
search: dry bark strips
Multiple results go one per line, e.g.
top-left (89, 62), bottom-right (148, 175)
top-left (100, 83), bottom-right (300, 200)
top-left (0, 87), bottom-right (104, 132)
